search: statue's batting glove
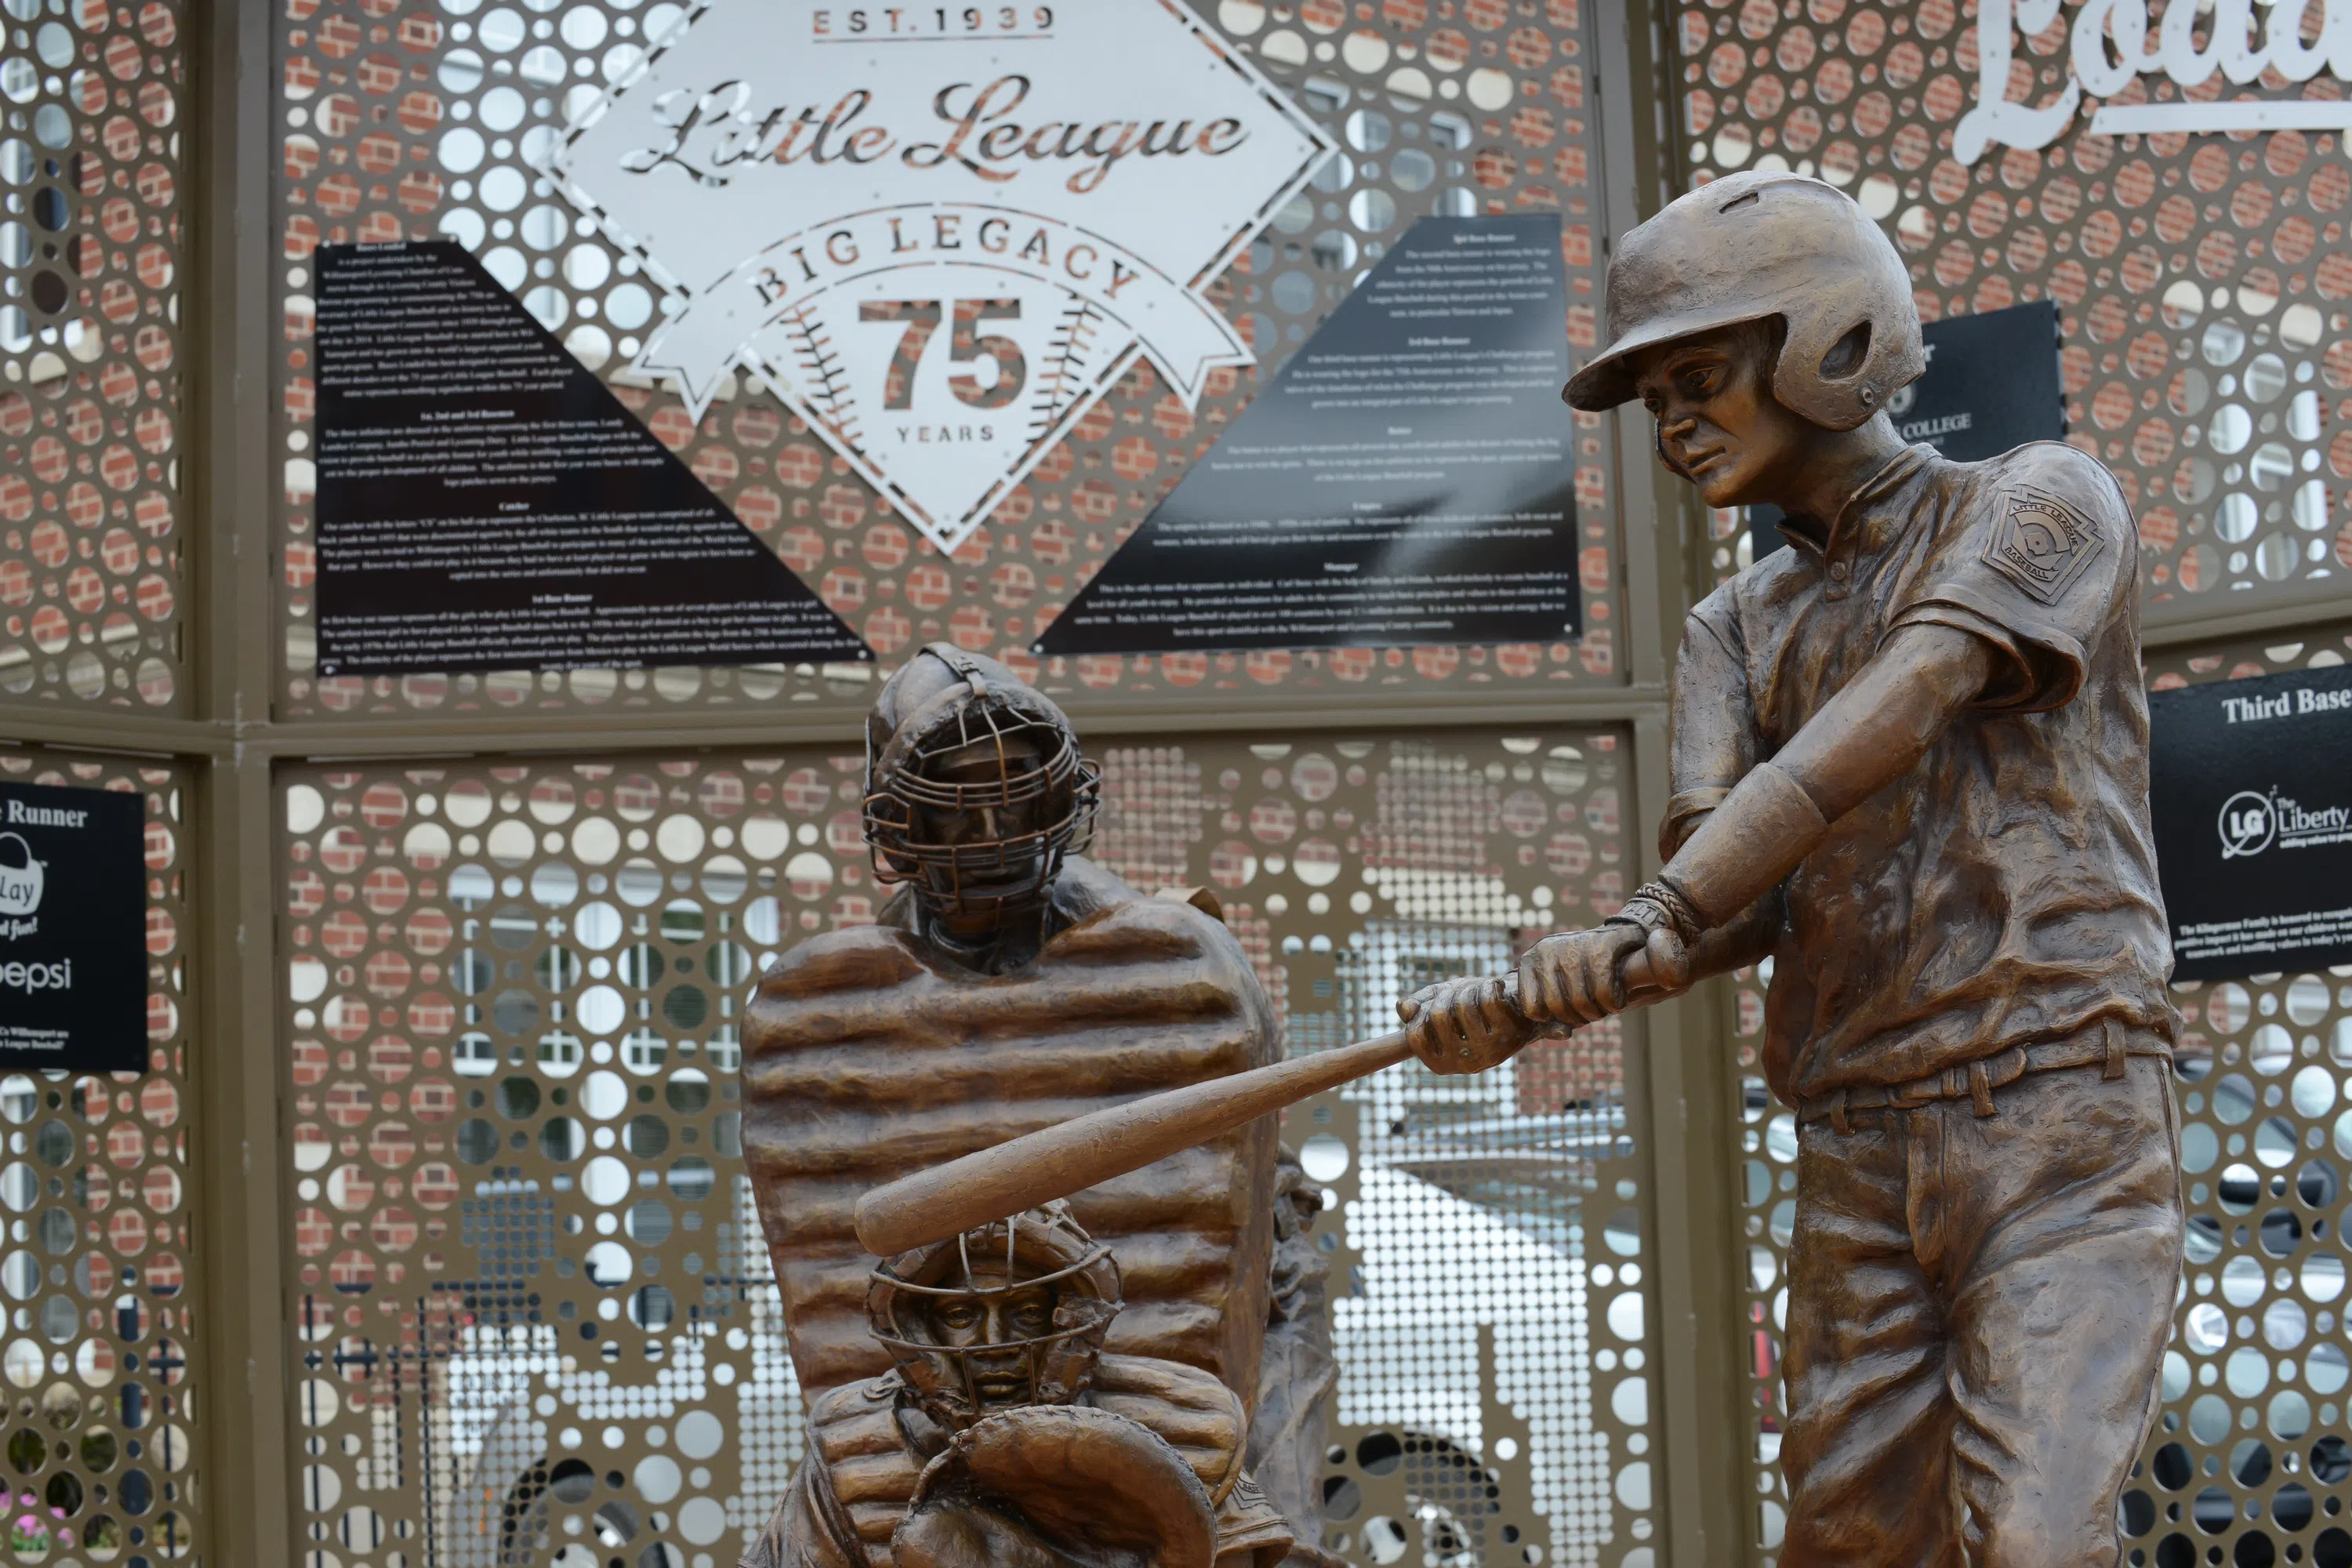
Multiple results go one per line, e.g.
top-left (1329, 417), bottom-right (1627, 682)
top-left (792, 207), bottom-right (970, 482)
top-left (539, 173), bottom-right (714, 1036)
top-left (1396, 975), bottom-right (1534, 1076)
top-left (1516, 924), bottom-right (1690, 1028)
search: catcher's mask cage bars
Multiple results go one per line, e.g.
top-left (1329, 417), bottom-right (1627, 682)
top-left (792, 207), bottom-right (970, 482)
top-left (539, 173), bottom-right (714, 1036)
top-left (863, 645), bottom-right (1101, 919)
top-left (869, 1213), bottom-right (1122, 1419)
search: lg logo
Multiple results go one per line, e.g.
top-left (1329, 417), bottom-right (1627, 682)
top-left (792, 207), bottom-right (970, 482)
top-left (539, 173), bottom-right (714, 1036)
top-left (2218, 791), bottom-right (2275, 860)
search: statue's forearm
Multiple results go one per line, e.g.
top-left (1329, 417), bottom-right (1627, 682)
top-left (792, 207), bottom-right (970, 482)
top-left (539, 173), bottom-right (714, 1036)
top-left (1636, 623), bottom-right (1995, 938)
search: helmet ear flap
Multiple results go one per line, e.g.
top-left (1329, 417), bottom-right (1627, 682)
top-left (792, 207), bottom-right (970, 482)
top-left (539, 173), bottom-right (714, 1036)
top-left (1772, 307), bottom-right (1922, 431)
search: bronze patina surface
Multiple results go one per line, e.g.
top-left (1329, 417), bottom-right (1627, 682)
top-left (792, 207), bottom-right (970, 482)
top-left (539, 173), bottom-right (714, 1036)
top-left (747, 1207), bottom-right (1294, 1568)
top-left (1407, 171), bottom-right (2184, 1568)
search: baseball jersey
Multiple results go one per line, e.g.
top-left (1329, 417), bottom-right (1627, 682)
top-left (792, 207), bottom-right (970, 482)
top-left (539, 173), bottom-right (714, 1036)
top-left (1669, 441), bottom-right (2174, 1102)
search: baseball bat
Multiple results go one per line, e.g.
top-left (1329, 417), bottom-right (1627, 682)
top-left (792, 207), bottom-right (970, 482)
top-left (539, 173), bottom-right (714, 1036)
top-left (852, 956), bottom-right (1656, 1257)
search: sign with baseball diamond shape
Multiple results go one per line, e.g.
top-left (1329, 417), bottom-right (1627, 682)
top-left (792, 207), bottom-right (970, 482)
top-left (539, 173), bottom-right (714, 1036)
top-left (1982, 486), bottom-right (2102, 606)
top-left (546, 0), bottom-right (1334, 557)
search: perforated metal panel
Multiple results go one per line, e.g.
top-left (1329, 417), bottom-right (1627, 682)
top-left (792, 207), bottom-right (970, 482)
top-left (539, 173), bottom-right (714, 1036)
top-left (274, 728), bottom-right (1661, 1568)
top-left (0, 0), bottom-right (187, 710)
top-left (0, 745), bottom-right (201, 1566)
top-left (267, 0), bottom-right (1626, 719)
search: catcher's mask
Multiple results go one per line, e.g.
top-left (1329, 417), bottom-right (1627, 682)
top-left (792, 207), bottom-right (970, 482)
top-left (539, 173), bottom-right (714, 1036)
top-left (868, 1206), bottom-right (1123, 1432)
top-left (1563, 170), bottom-right (1923, 433)
top-left (862, 644), bottom-right (1100, 924)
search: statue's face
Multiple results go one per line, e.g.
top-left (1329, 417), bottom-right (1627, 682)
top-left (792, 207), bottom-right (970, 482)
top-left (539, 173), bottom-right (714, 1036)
top-left (917, 1265), bottom-right (1062, 1413)
top-left (904, 730), bottom-right (1055, 935)
top-left (1631, 321), bottom-right (1820, 512)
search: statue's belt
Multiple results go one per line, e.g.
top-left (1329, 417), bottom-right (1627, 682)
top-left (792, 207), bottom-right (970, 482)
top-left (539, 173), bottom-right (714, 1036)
top-left (1799, 1018), bottom-right (2172, 1133)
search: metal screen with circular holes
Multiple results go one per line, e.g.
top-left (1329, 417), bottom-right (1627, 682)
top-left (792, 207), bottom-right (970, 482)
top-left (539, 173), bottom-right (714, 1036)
top-left (0, 1), bottom-right (186, 712)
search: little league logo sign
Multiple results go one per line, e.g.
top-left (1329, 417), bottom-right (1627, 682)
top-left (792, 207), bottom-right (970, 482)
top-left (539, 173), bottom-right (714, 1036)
top-left (547, 0), bottom-right (1334, 554)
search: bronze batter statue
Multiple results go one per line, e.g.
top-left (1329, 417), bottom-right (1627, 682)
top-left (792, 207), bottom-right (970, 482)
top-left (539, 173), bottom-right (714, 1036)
top-left (1403, 171), bottom-right (2183, 1567)
top-left (741, 645), bottom-right (1333, 1564)
top-left (749, 1205), bottom-right (1294, 1568)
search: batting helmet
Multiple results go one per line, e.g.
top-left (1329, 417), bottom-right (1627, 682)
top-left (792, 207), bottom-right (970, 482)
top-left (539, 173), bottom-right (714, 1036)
top-left (1563, 171), bottom-right (1923, 431)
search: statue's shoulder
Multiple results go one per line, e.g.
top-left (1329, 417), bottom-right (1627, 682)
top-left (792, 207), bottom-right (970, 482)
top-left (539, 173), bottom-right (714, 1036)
top-left (807, 1375), bottom-right (912, 1464)
top-left (745, 853), bottom-right (1271, 1071)
top-left (1052, 853), bottom-right (1145, 918)
top-left (753, 857), bottom-right (1229, 986)
top-left (1091, 1351), bottom-right (1244, 1417)
top-left (1693, 523), bottom-right (1826, 647)
top-left (1689, 574), bottom-right (1744, 630)
top-left (1969, 439), bottom-right (2132, 524)
top-left (745, 924), bottom-right (932, 1064)
top-left (754, 923), bottom-right (926, 1001)
top-left (1047, 855), bottom-right (1249, 967)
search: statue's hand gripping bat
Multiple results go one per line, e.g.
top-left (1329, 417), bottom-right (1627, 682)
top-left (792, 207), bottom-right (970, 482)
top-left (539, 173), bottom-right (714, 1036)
top-left (852, 957), bottom-right (1657, 1257)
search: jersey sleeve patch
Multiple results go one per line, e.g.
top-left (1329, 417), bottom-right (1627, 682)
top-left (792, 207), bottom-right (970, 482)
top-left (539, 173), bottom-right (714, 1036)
top-left (1981, 485), bottom-right (2103, 605)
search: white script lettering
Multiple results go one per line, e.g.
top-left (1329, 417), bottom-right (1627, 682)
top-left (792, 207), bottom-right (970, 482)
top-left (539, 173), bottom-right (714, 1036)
top-left (1956, 0), bottom-right (2352, 163)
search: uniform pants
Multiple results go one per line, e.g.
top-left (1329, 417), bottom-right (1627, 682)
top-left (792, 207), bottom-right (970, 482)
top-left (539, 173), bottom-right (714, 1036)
top-left (1779, 1053), bottom-right (2182, 1568)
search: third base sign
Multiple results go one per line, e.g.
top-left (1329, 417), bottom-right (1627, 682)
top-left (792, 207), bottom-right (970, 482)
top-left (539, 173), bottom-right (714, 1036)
top-left (548, 0), bottom-right (1334, 556)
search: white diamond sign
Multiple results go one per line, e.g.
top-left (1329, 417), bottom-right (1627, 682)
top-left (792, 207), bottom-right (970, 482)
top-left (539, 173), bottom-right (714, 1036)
top-left (546, 0), bottom-right (1334, 555)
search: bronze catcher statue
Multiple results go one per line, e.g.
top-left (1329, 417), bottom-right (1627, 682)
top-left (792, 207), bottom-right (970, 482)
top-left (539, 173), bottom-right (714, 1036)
top-left (741, 645), bottom-right (1334, 1568)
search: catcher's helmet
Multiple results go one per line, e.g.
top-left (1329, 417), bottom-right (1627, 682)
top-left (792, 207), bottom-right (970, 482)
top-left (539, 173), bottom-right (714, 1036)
top-left (1563, 171), bottom-right (1923, 431)
top-left (867, 1205), bottom-right (1123, 1430)
top-left (862, 644), bottom-right (1099, 923)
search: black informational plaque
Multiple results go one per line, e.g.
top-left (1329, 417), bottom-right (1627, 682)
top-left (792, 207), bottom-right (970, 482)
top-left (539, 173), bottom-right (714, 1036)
top-left (1751, 299), bottom-right (2064, 558)
top-left (2149, 666), bottom-right (2352, 981)
top-left (314, 242), bottom-right (869, 676)
top-left (1039, 215), bottom-right (1578, 654)
top-left (0, 782), bottom-right (145, 1073)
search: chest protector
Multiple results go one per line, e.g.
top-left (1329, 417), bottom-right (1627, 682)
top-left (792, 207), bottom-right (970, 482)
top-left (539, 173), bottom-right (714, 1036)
top-left (741, 858), bottom-right (1281, 1408)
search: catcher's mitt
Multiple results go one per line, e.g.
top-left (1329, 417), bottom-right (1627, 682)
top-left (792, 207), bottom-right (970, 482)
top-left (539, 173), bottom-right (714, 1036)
top-left (894, 1405), bottom-right (1218, 1568)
